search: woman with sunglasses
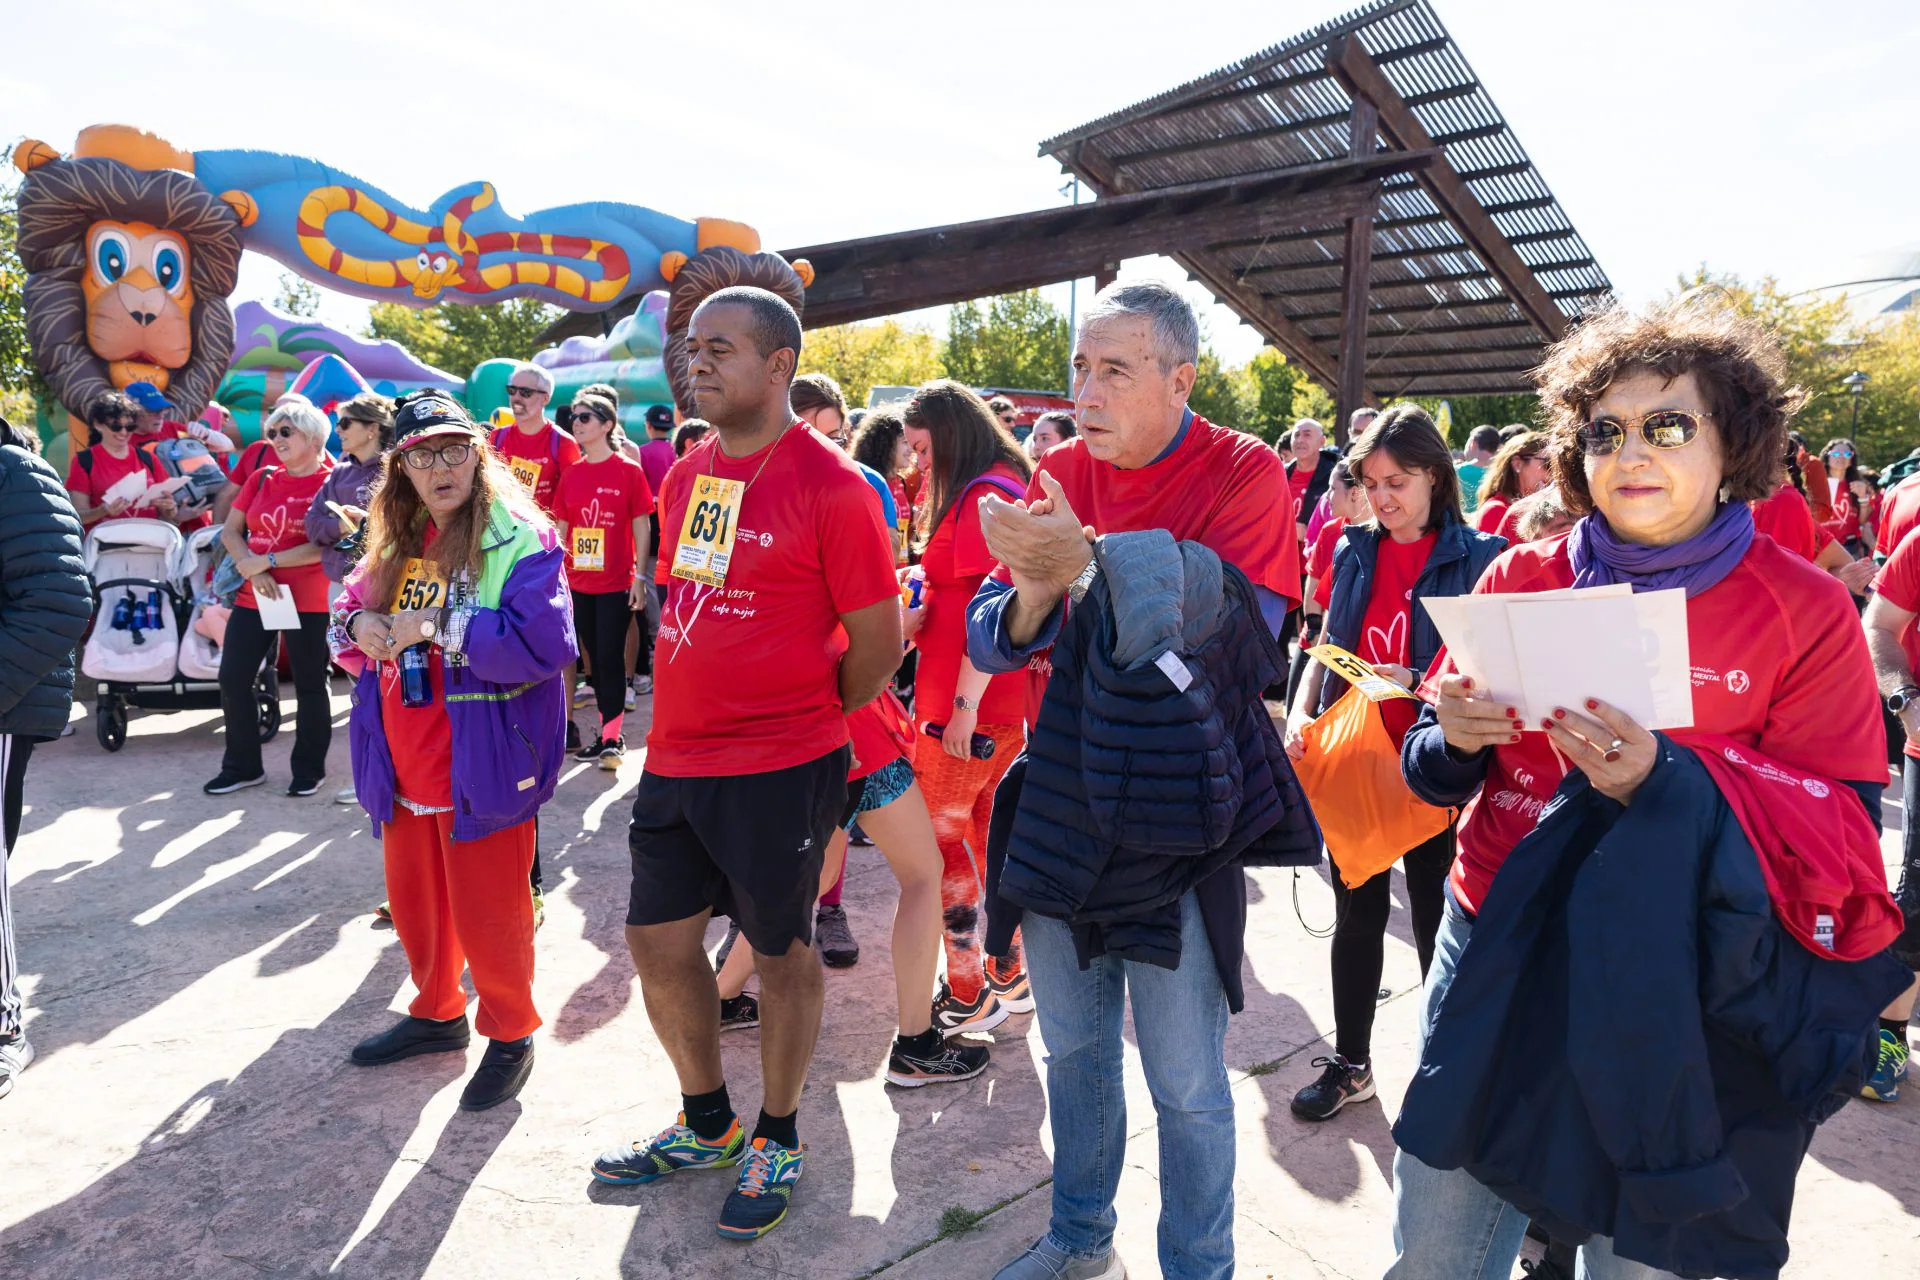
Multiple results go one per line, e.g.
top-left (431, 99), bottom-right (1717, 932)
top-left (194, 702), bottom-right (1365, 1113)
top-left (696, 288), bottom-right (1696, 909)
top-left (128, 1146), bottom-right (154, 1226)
top-left (65, 392), bottom-right (180, 528)
top-left (1390, 301), bottom-right (1902, 1279)
top-left (307, 393), bottom-right (396, 601)
top-left (330, 391), bottom-right (575, 1111)
top-left (204, 394), bottom-right (335, 797)
top-left (554, 389), bottom-right (653, 767)
top-left (1471, 430), bottom-right (1552, 542)
top-left (1819, 438), bottom-right (1864, 553)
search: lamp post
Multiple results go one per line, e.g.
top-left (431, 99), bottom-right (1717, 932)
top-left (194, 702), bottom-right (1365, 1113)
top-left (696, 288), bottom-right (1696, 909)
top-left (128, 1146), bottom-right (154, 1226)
top-left (1060, 176), bottom-right (1080, 395)
top-left (1844, 370), bottom-right (1870, 448)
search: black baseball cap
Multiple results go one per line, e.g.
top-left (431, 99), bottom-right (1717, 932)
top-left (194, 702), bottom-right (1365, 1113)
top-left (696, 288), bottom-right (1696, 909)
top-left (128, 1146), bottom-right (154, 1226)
top-left (645, 404), bottom-right (675, 431)
top-left (391, 391), bottom-right (477, 448)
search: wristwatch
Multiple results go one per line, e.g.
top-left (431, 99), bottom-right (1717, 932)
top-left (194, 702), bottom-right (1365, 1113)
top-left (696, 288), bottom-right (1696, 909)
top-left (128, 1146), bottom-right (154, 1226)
top-left (419, 619), bottom-right (436, 641)
top-left (1888, 686), bottom-right (1920, 714)
top-left (953, 694), bottom-right (977, 712)
top-left (1066, 557), bottom-right (1100, 605)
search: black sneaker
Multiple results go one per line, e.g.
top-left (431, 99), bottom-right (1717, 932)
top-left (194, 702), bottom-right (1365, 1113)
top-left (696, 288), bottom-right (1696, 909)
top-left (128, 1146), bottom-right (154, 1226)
top-left (1290, 1054), bottom-right (1376, 1121)
top-left (573, 736), bottom-right (602, 762)
top-left (597, 737), bottom-right (626, 771)
top-left (459, 1036), bottom-right (534, 1111)
top-left (720, 993), bottom-right (760, 1032)
top-left (815, 903), bottom-right (859, 968)
top-left (566, 720), bottom-right (582, 752)
top-left (204, 771), bottom-right (266, 796)
top-left (713, 919), bottom-right (743, 973)
top-left (287, 777), bottom-right (324, 797)
top-left (848, 822), bottom-right (874, 847)
top-left (886, 1035), bottom-right (991, 1088)
top-left (931, 978), bottom-right (1009, 1038)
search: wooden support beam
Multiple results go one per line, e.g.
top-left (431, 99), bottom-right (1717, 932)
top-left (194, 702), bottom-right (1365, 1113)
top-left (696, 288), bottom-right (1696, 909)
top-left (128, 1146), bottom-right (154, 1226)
top-left (1326, 35), bottom-right (1566, 340)
top-left (1092, 263), bottom-right (1119, 292)
top-left (1335, 94), bottom-right (1380, 444)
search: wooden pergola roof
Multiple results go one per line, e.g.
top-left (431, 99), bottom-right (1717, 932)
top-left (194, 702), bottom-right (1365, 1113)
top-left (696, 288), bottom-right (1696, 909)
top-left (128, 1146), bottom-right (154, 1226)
top-left (1040, 0), bottom-right (1611, 404)
top-left (542, 0), bottom-right (1609, 426)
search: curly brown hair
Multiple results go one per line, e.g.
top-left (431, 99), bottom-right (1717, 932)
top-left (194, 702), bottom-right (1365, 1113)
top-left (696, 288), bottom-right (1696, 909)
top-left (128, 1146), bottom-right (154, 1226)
top-left (1534, 297), bottom-right (1802, 512)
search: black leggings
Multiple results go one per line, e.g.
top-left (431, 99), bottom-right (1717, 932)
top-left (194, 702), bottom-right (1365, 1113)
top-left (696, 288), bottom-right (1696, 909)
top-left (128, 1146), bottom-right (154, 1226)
top-left (571, 589), bottom-right (632, 728)
top-left (219, 605), bottom-right (331, 782)
top-left (1330, 825), bottom-right (1456, 1065)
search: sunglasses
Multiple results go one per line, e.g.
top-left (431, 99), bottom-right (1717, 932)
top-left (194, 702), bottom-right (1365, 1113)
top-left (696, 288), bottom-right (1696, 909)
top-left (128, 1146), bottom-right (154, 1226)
top-left (266, 425), bottom-right (302, 440)
top-left (401, 442), bottom-right (473, 470)
top-left (1829, 448), bottom-right (1855, 460)
top-left (506, 385), bottom-right (543, 398)
top-left (101, 420), bottom-right (135, 432)
top-left (1576, 409), bottom-right (1710, 457)
top-left (571, 409), bottom-right (604, 424)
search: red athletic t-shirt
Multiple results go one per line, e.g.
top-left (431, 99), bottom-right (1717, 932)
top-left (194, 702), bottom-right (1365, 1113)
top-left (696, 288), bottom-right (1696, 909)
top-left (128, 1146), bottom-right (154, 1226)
top-left (1474, 497), bottom-right (1510, 537)
top-left (234, 466), bottom-right (332, 612)
top-left (1751, 482), bottom-right (1821, 563)
top-left (380, 524), bottom-right (455, 806)
top-left (1423, 532), bottom-right (1887, 914)
top-left (648, 424), bottom-right (899, 777)
top-left (997, 415), bottom-right (1300, 725)
top-left (555, 453), bottom-right (654, 595)
top-left (1872, 529), bottom-right (1920, 761)
top-left (847, 688), bottom-right (914, 781)
top-left (226, 439), bottom-right (276, 485)
top-left (1286, 461), bottom-right (1312, 518)
top-left (492, 420), bottom-right (583, 513)
top-left (65, 445), bottom-right (168, 518)
top-left (1878, 481), bottom-right (1920, 557)
top-left (916, 465), bottom-right (1029, 727)
top-left (1308, 517), bottom-right (1346, 611)
top-left (1356, 530), bottom-right (1433, 744)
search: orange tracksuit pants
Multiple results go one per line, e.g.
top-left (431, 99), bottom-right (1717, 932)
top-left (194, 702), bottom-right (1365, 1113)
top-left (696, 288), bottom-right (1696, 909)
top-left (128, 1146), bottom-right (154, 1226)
top-left (383, 809), bottom-right (540, 1042)
top-left (915, 723), bottom-right (1025, 1002)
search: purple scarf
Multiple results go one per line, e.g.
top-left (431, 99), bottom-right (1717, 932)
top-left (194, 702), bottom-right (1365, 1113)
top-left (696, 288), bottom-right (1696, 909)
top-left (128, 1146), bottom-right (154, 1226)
top-left (1567, 502), bottom-right (1754, 599)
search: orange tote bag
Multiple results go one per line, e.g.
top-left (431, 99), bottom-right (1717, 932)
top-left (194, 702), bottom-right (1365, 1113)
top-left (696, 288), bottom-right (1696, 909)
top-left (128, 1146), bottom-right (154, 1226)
top-left (1294, 685), bottom-right (1451, 889)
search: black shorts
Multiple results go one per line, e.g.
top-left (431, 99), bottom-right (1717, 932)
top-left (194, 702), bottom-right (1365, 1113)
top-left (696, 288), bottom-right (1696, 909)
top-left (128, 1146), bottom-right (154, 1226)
top-left (627, 746), bottom-right (851, 954)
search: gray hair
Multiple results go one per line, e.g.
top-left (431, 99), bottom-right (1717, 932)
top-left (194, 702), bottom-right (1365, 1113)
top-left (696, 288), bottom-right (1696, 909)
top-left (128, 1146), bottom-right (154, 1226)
top-left (1291, 417), bottom-right (1325, 444)
top-left (1079, 280), bottom-right (1199, 373)
top-left (263, 393), bottom-right (331, 448)
top-left (512, 362), bottom-right (554, 396)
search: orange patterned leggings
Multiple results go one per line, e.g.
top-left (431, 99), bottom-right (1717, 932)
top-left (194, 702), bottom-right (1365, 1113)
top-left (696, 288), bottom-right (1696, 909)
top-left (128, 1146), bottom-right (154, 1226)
top-left (914, 723), bottom-right (1026, 1002)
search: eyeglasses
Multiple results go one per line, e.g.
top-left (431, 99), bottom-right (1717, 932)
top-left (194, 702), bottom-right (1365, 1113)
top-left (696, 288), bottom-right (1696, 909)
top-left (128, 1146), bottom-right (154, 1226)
top-left (1576, 409), bottom-right (1710, 457)
top-left (1828, 448), bottom-right (1855, 460)
top-left (571, 409), bottom-right (604, 424)
top-left (101, 420), bottom-right (135, 432)
top-left (266, 425), bottom-right (301, 440)
top-left (506, 385), bottom-right (543, 399)
top-left (401, 442), bottom-right (473, 470)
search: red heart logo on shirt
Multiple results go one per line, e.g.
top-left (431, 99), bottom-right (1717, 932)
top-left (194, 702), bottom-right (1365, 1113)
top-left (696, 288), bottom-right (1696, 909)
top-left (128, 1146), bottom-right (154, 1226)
top-left (580, 498), bottom-right (607, 530)
top-left (254, 505), bottom-right (291, 549)
top-left (1364, 610), bottom-right (1406, 665)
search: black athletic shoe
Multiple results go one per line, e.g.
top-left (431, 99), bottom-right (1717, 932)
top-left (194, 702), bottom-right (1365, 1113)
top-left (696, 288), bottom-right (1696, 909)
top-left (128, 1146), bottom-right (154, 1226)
top-left (287, 777), bottom-right (324, 797)
top-left (931, 979), bottom-right (1009, 1038)
top-left (459, 1037), bottom-right (534, 1111)
top-left (814, 903), bottom-right (859, 968)
top-left (886, 1036), bottom-right (991, 1087)
top-left (713, 919), bottom-right (743, 973)
top-left (565, 720), bottom-right (582, 752)
top-left (719, 993), bottom-right (760, 1032)
top-left (1290, 1055), bottom-right (1376, 1121)
top-left (203, 771), bottom-right (266, 796)
top-left (848, 822), bottom-right (874, 848)
top-left (350, 1015), bottom-right (470, 1065)
top-left (573, 736), bottom-right (602, 762)
top-left (597, 737), bottom-right (626, 771)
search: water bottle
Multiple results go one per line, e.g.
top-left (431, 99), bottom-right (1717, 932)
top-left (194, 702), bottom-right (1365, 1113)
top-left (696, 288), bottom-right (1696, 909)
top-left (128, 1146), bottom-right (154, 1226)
top-left (146, 588), bottom-right (164, 631)
top-left (111, 593), bottom-right (133, 632)
top-left (399, 644), bottom-right (433, 708)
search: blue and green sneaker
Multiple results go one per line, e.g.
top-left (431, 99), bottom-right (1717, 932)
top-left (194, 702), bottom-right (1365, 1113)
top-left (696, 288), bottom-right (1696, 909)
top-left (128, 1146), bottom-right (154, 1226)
top-left (1862, 1029), bottom-right (1910, 1103)
top-left (716, 1137), bottom-right (805, 1239)
top-left (590, 1113), bottom-right (744, 1185)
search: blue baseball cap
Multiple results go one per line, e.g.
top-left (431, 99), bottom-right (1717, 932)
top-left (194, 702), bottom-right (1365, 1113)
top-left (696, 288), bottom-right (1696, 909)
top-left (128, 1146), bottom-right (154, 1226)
top-left (124, 381), bottom-right (175, 413)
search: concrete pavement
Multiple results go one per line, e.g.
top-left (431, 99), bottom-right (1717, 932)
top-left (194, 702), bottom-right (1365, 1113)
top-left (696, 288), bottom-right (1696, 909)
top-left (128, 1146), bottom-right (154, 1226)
top-left (0, 680), bottom-right (1915, 1279)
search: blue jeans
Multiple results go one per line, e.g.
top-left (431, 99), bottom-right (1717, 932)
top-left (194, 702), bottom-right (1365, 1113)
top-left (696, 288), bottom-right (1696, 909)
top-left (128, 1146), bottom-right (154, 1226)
top-left (1023, 893), bottom-right (1234, 1280)
top-left (1387, 894), bottom-right (1678, 1280)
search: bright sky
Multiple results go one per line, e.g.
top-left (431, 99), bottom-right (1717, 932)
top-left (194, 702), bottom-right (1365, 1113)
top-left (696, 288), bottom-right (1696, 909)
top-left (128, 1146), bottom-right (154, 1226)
top-left (8, 0), bottom-right (1916, 375)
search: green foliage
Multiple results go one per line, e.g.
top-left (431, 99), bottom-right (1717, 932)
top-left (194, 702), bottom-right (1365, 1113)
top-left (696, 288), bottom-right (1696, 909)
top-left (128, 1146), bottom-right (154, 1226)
top-left (936, 1205), bottom-right (990, 1239)
top-left (1672, 269), bottom-right (1920, 471)
top-left (1187, 348), bottom-right (1251, 432)
top-left (1403, 393), bottom-right (1543, 440)
top-left (0, 179), bottom-right (46, 405)
top-left (366, 298), bottom-right (562, 382)
top-left (941, 291), bottom-right (1071, 392)
top-left (798, 320), bottom-right (945, 408)
top-left (1239, 347), bottom-right (1307, 444)
top-left (273, 273), bottom-right (323, 318)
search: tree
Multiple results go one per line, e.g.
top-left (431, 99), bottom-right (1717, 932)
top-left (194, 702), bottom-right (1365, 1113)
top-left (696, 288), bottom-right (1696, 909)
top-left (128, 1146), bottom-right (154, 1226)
top-left (1239, 347), bottom-right (1309, 444)
top-left (366, 298), bottom-right (562, 380)
top-left (1186, 348), bottom-right (1251, 431)
top-left (273, 272), bottom-right (323, 318)
top-left (941, 291), bottom-right (1071, 392)
top-left (0, 178), bottom-right (51, 428)
top-left (798, 320), bottom-right (944, 408)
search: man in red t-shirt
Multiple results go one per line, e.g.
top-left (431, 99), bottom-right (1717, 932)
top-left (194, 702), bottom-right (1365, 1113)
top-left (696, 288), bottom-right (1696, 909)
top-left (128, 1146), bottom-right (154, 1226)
top-left (967, 281), bottom-right (1298, 1280)
top-left (1865, 529), bottom-right (1920, 1037)
top-left (593, 287), bottom-right (900, 1240)
top-left (490, 364), bottom-right (582, 513)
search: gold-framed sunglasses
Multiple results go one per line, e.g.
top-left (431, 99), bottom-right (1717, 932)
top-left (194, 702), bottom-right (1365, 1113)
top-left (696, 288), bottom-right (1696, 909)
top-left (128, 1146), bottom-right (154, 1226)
top-left (1576, 409), bottom-right (1711, 457)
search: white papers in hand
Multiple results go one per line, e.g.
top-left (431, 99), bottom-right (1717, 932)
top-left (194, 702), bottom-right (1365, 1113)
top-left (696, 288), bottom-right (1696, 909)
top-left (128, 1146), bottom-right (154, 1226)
top-left (100, 471), bottom-right (149, 507)
top-left (1424, 585), bottom-right (1693, 729)
top-left (253, 584), bottom-right (301, 631)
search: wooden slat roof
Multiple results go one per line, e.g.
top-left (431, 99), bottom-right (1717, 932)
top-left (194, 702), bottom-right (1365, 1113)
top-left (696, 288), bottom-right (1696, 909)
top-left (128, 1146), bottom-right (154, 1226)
top-left (1041, 0), bottom-right (1613, 399)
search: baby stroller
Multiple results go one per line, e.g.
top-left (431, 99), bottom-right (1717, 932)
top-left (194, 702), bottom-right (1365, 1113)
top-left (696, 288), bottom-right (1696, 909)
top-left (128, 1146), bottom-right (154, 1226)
top-left (81, 518), bottom-right (281, 752)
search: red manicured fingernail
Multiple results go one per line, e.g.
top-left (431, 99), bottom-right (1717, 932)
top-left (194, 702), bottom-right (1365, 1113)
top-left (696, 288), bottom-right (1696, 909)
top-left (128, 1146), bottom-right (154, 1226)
top-left (1585, 698), bottom-right (1599, 711)
top-left (1505, 706), bottom-right (1517, 718)
top-left (1460, 677), bottom-right (1474, 689)
top-left (1553, 708), bottom-right (1566, 719)
top-left (1512, 720), bottom-right (1524, 731)
top-left (1510, 734), bottom-right (1521, 743)
top-left (1540, 718), bottom-right (1555, 731)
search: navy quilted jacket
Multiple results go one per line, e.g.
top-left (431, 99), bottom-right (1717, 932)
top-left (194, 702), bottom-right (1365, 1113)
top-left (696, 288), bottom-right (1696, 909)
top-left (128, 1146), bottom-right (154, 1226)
top-left (0, 444), bottom-right (90, 739)
top-left (984, 556), bottom-right (1320, 989)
